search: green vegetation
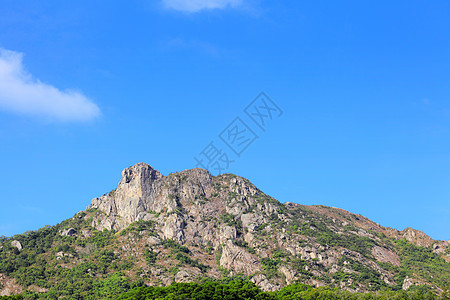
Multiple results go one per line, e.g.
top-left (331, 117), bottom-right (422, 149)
top-left (335, 256), bottom-right (387, 291)
top-left (220, 212), bottom-right (242, 229)
top-left (260, 257), bottom-right (280, 279)
top-left (116, 280), bottom-right (444, 300)
top-left (117, 280), bottom-right (269, 300)
top-left (162, 239), bottom-right (190, 254)
top-left (394, 239), bottom-right (450, 289)
top-left (233, 239), bottom-right (256, 254)
top-left (162, 239), bottom-right (209, 273)
top-left (119, 220), bottom-right (157, 237)
top-left (144, 249), bottom-right (158, 265)
top-left (0, 211), bottom-right (137, 299)
top-left (287, 208), bottom-right (377, 257)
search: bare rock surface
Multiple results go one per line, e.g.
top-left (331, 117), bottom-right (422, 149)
top-left (11, 240), bottom-right (22, 251)
top-left (61, 228), bottom-right (77, 236)
top-left (371, 246), bottom-right (400, 266)
top-left (0, 274), bottom-right (23, 296)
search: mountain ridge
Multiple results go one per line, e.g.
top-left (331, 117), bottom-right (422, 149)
top-left (0, 162), bottom-right (449, 298)
top-left (88, 162), bottom-right (448, 248)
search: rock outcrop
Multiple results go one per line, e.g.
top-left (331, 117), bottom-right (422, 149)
top-left (61, 228), bottom-right (77, 236)
top-left (11, 241), bottom-right (22, 251)
top-left (401, 227), bottom-right (435, 248)
top-left (0, 274), bottom-right (23, 296)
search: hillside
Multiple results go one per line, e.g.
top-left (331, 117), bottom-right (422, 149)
top-left (0, 163), bottom-right (449, 299)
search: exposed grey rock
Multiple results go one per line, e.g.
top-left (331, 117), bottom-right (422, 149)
top-left (371, 245), bottom-right (400, 266)
top-left (81, 229), bottom-right (92, 238)
top-left (251, 274), bottom-right (277, 292)
top-left (146, 236), bottom-right (161, 246)
top-left (402, 277), bottom-right (415, 290)
top-left (11, 240), bottom-right (22, 251)
top-left (218, 226), bottom-right (236, 243)
top-left (56, 252), bottom-right (73, 260)
top-left (309, 279), bottom-right (326, 288)
top-left (0, 274), bottom-right (24, 296)
top-left (61, 228), bottom-right (77, 237)
top-left (241, 213), bottom-right (265, 233)
top-left (88, 163), bottom-right (211, 231)
top-left (219, 240), bottom-right (259, 275)
top-left (279, 266), bottom-right (296, 285)
top-left (175, 270), bottom-right (191, 283)
top-left (158, 275), bottom-right (172, 286)
top-left (401, 227), bottom-right (434, 248)
top-left (27, 285), bottom-right (49, 293)
top-left (161, 214), bottom-right (185, 243)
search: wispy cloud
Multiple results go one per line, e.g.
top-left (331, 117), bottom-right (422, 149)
top-left (0, 48), bottom-right (100, 122)
top-left (162, 0), bottom-right (243, 13)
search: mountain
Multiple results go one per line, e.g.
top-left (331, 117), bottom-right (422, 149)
top-left (0, 163), bottom-right (449, 299)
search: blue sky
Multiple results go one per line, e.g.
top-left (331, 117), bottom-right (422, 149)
top-left (0, 0), bottom-right (449, 240)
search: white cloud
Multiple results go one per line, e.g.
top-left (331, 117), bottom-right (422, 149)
top-left (162, 0), bottom-right (243, 12)
top-left (0, 48), bottom-right (100, 122)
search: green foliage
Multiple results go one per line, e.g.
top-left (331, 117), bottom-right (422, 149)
top-left (173, 252), bottom-right (209, 273)
top-left (144, 249), bottom-right (158, 265)
top-left (116, 280), bottom-right (271, 300)
top-left (394, 239), bottom-right (450, 289)
top-left (259, 249), bottom-right (290, 279)
top-left (286, 208), bottom-right (376, 257)
top-left (0, 215), bottom-right (140, 299)
top-left (233, 239), bottom-right (256, 254)
top-left (0, 296), bottom-right (24, 300)
top-left (116, 280), bottom-right (441, 300)
top-left (215, 244), bottom-right (223, 265)
top-left (162, 239), bottom-right (190, 254)
top-left (168, 266), bottom-right (179, 275)
top-left (220, 212), bottom-right (237, 226)
top-left (336, 256), bottom-right (387, 291)
top-left (205, 246), bottom-right (213, 254)
top-left (160, 239), bottom-right (209, 272)
top-left (92, 272), bottom-right (132, 299)
top-left (76, 228), bottom-right (115, 248)
top-left (260, 257), bottom-right (280, 279)
top-left (274, 284), bottom-right (439, 300)
top-left (119, 220), bottom-right (156, 237)
top-left (219, 212), bottom-right (243, 236)
top-left (442, 285), bottom-right (450, 299)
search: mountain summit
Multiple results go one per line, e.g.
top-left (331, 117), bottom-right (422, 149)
top-left (0, 163), bottom-right (449, 298)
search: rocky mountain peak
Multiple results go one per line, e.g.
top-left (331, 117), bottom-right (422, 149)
top-left (400, 227), bottom-right (435, 248)
top-left (88, 163), bottom-right (218, 233)
top-left (120, 162), bottom-right (162, 184)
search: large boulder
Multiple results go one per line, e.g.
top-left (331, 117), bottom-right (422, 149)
top-left (11, 240), bottom-right (22, 251)
top-left (61, 228), bottom-right (77, 237)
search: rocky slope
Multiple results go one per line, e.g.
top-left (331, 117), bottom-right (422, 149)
top-left (0, 163), bottom-right (449, 298)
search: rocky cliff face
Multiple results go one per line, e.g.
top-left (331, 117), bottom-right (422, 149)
top-left (89, 163), bottom-right (164, 230)
top-left (1, 162), bottom-right (449, 297)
